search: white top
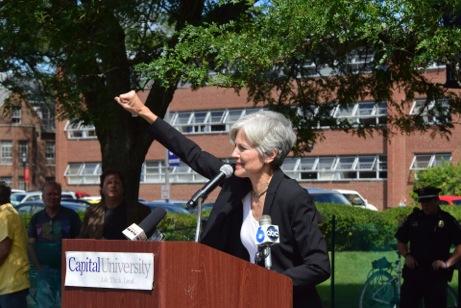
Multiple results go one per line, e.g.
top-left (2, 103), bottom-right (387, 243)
top-left (240, 192), bottom-right (259, 263)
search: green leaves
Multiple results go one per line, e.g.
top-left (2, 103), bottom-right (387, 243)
top-left (136, 0), bottom-right (461, 150)
top-left (414, 162), bottom-right (461, 197)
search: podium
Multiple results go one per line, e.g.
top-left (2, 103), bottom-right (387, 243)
top-left (62, 240), bottom-right (292, 307)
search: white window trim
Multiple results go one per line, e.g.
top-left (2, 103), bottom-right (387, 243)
top-left (0, 141), bottom-right (13, 165)
top-left (409, 99), bottom-right (450, 124)
top-left (64, 162), bottom-right (101, 184)
top-left (64, 121), bottom-right (97, 139)
top-left (281, 155), bottom-right (387, 181)
top-left (410, 153), bottom-right (452, 171)
top-left (45, 142), bottom-right (55, 165)
top-left (11, 107), bottom-right (21, 124)
top-left (141, 161), bottom-right (209, 184)
top-left (169, 108), bottom-right (263, 134)
top-left (307, 101), bottom-right (387, 129)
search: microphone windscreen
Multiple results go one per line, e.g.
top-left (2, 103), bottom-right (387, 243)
top-left (259, 215), bottom-right (272, 226)
top-left (138, 207), bottom-right (167, 238)
top-left (219, 164), bottom-right (234, 178)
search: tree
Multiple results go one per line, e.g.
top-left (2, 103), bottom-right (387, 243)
top-left (414, 162), bottom-right (461, 196)
top-left (0, 1), bottom-right (252, 213)
top-left (141, 0), bottom-right (461, 152)
top-left (2, 0), bottom-right (461, 207)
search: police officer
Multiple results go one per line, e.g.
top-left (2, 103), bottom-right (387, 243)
top-left (396, 186), bottom-right (461, 308)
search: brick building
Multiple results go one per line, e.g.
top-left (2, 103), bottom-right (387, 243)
top-left (0, 89), bottom-right (55, 190)
top-left (54, 70), bottom-right (461, 210)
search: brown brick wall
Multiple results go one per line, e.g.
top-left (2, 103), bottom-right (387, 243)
top-left (0, 97), bottom-right (54, 190)
top-left (54, 71), bottom-right (461, 209)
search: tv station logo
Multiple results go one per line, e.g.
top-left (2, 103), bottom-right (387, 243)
top-left (255, 225), bottom-right (280, 245)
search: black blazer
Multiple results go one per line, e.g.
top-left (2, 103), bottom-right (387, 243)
top-left (149, 118), bottom-right (331, 308)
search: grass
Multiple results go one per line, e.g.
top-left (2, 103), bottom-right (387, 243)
top-left (318, 251), bottom-right (459, 308)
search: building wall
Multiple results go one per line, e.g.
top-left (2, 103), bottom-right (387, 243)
top-left (0, 95), bottom-right (55, 190)
top-left (55, 74), bottom-right (461, 210)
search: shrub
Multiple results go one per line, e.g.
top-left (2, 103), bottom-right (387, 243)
top-left (413, 162), bottom-right (461, 198)
top-left (318, 204), bottom-right (461, 251)
top-left (317, 204), bottom-right (396, 251)
top-left (20, 204), bottom-right (461, 251)
top-left (158, 213), bottom-right (197, 240)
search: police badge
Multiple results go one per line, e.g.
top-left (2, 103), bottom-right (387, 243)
top-left (438, 220), bottom-right (445, 228)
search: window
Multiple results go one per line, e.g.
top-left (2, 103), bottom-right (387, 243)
top-left (64, 163), bottom-right (101, 184)
top-left (409, 99), bottom-right (450, 124)
top-left (279, 158), bottom-right (299, 179)
top-left (0, 141), bottom-right (12, 165)
top-left (169, 108), bottom-right (263, 134)
top-left (306, 101), bottom-right (387, 129)
top-left (209, 110), bottom-right (226, 132)
top-left (18, 141), bottom-right (28, 163)
top-left (410, 153), bottom-right (451, 170)
top-left (36, 105), bottom-right (55, 131)
top-left (64, 121), bottom-right (97, 139)
top-left (17, 177), bottom-right (25, 191)
top-left (281, 155), bottom-right (387, 181)
top-left (141, 161), bottom-right (164, 183)
top-left (332, 101), bottom-right (387, 126)
top-left (344, 50), bottom-right (375, 73)
top-left (45, 141), bottom-right (55, 164)
top-left (11, 107), bottom-right (21, 124)
top-left (65, 161), bottom-right (212, 185)
top-left (140, 161), bottom-right (208, 183)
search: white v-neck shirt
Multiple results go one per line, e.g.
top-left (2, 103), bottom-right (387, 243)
top-left (240, 192), bottom-right (259, 263)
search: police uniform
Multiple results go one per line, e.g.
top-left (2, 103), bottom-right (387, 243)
top-left (395, 207), bottom-right (461, 308)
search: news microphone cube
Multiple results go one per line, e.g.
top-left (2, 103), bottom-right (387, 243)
top-left (255, 224), bottom-right (280, 246)
top-left (122, 223), bottom-right (148, 240)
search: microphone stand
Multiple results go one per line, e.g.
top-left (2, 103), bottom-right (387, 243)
top-left (194, 197), bottom-right (203, 242)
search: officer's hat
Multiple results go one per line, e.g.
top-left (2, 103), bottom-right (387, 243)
top-left (414, 186), bottom-right (441, 201)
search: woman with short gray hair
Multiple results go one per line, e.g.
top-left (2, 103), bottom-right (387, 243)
top-left (229, 110), bottom-right (296, 168)
top-left (115, 91), bottom-right (330, 308)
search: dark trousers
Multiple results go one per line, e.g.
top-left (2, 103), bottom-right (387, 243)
top-left (400, 266), bottom-right (448, 308)
top-left (0, 289), bottom-right (28, 308)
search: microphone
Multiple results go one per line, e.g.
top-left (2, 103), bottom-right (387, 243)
top-left (186, 164), bottom-right (233, 209)
top-left (122, 207), bottom-right (167, 240)
top-left (255, 215), bottom-right (280, 270)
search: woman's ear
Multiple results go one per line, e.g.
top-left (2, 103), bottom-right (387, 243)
top-left (264, 149), bottom-right (278, 164)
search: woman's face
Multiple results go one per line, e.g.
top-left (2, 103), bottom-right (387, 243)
top-left (231, 130), bottom-right (266, 178)
top-left (101, 174), bottom-right (124, 199)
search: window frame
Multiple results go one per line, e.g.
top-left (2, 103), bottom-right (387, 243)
top-left (410, 153), bottom-right (452, 171)
top-left (0, 141), bottom-right (13, 165)
top-left (281, 155), bottom-right (387, 181)
top-left (64, 121), bottom-right (97, 139)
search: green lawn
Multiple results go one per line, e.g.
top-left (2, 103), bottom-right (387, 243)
top-left (318, 251), bottom-right (459, 308)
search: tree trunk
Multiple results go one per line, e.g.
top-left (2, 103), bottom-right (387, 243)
top-left (98, 83), bottom-right (176, 204)
top-left (72, 7), bottom-right (177, 217)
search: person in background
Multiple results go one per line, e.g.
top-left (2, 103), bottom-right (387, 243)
top-left (115, 90), bottom-right (330, 308)
top-left (396, 186), bottom-right (461, 308)
top-left (80, 169), bottom-right (150, 239)
top-left (28, 182), bottom-right (81, 268)
top-left (0, 182), bottom-right (29, 308)
top-left (28, 181), bottom-right (81, 307)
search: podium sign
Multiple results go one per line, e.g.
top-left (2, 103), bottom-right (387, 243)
top-left (64, 251), bottom-right (154, 290)
top-left (62, 240), bottom-right (292, 308)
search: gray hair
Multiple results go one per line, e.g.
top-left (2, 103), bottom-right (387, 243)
top-left (229, 110), bottom-right (296, 167)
